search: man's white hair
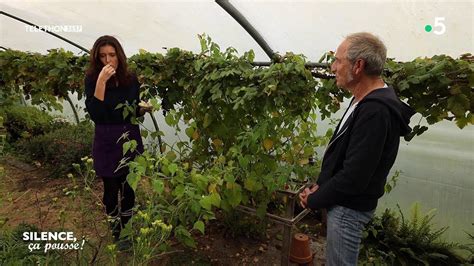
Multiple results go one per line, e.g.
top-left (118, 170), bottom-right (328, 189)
top-left (345, 32), bottom-right (387, 76)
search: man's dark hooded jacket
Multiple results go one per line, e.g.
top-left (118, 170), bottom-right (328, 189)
top-left (307, 86), bottom-right (415, 212)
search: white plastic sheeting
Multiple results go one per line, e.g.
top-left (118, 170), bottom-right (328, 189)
top-left (2, 1), bottom-right (472, 60)
top-left (2, 1), bottom-right (266, 57)
top-left (1, 0), bottom-right (473, 243)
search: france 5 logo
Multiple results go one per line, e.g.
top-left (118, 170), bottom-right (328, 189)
top-left (425, 17), bottom-right (446, 35)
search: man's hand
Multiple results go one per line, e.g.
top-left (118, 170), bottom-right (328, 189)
top-left (298, 184), bottom-right (319, 209)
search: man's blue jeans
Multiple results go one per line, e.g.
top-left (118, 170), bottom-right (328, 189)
top-left (326, 205), bottom-right (375, 265)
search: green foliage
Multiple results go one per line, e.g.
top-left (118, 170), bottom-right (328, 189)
top-left (118, 209), bottom-right (172, 264)
top-left (0, 115), bottom-right (5, 179)
top-left (124, 35), bottom-right (327, 247)
top-left (0, 115), bottom-right (6, 156)
top-left (384, 170), bottom-right (401, 194)
top-left (15, 121), bottom-right (93, 177)
top-left (0, 48), bottom-right (88, 111)
top-left (0, 83), bottom-right (23, 108)
top-left (360, 203), bottom-right (469, 265)
top-left (315, 51), bottom-right (352, 119)
top-left (1, 105), bottom-right (54, 141)
top-left (1, 41), bottom-right (472, 134)
top-left (220, 211), bottom-right (269, 239)
top-left (0, 223), bottom-right (62, 265)
top-left (71, 156), bottom-right (96, 190)
top-left (464, 229), bottom-right (474, 263)
top-left (384, 54), bottom-right (474, 131)
top-left (317, 52), bottom-right (474, 131)
top-left (126, 151), bottom-right (219, 248)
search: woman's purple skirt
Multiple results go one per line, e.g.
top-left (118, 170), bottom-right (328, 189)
top-left (92, 123), bottom-right (144, 177)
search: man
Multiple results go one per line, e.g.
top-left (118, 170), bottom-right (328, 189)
top-left (299, 32), bottom-right (415, 265)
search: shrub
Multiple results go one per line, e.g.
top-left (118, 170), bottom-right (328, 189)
top-left (360, 203), bottom-right (469, 265)
top-left (1, 105), bottom-right (53, 141)
top-left (16, 121), bottom-right (93, 177)
top-left (463, 230), bottom-right (474, 263)
top-left (50, 117), bottom-right (72, 131)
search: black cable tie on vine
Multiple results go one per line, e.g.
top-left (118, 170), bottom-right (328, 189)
top-left (311, 72), bottom-right (335, 80)
top-left (271, 53), bottom-right (283, 63)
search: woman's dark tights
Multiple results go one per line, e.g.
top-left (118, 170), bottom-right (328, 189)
top-left (102, 174), bottom-right (135, 240)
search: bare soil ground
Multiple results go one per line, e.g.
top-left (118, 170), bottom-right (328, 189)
top-left (0, 156), bottom-right (106, 237)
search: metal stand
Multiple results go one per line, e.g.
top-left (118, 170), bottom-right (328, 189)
top-left (236, 184), bottom-right (310, 266)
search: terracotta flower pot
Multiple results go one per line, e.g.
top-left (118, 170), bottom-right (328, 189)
top-left (289, 233), bottom-right (313, 264)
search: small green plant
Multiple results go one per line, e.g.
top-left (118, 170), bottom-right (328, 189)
top-left (120, 209), bottom-right (173, 264)
top-left (360, 202), bottom-right (469, 265)
top-left (72, 156), bottom-right (96, 190)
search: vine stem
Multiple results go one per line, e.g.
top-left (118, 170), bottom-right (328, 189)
top-left (148, 112), bottom-right (163, 155)
top-left (65, 93), bottom-right (80, 124)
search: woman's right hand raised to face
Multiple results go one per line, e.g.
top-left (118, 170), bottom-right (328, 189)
top-left (94, 64), bottom-right (115, 101)
top-left (98, 64), bottom-right (116, 83)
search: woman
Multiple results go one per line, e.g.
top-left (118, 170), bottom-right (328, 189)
top-left (84, 35), bottom-right (149, 244)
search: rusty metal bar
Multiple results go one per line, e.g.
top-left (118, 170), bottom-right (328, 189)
top-left (235, 205), bottom-right (310, 226)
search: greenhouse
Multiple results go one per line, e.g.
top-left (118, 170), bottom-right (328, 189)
top-left (1, 0), bottom-right (473, 265)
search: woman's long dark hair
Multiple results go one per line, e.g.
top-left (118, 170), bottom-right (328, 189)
top-left (86, 35), bottom-right (131, 87)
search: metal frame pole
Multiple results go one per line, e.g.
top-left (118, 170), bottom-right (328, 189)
top-left (215, 0), bottom-right (275, 60)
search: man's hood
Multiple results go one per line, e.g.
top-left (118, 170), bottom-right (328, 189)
top-left (360, 86), bottom-right (415, 136)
